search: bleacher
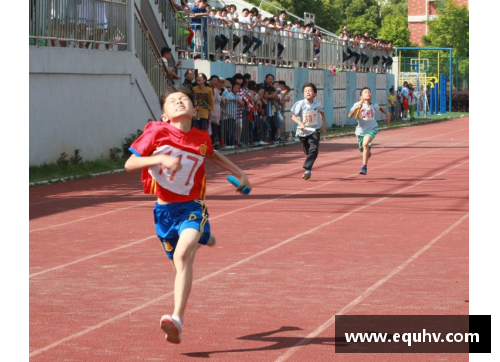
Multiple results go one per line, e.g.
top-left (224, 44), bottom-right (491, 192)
top-left (29, 0), bottom-right (397, 166)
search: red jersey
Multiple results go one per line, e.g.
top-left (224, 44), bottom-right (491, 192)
top-left (130, 121), bottom-right (213, 202)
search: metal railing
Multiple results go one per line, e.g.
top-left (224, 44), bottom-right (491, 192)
top-left (29, 0), bottom-right (127, 49)
top-left (215, 99), bottom-right (291, 149)
top-left (175, 18), bottom-right (394, 71)
top-left (134, 3), bottom-right (174, 96)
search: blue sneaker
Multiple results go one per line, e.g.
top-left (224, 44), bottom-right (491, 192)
top-left (303, 170), bottom-right (311, 180)
top-left (359, 165), bottom-right (367, 175)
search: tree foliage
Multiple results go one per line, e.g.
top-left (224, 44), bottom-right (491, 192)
top-left (379, 15), bottom-right (411, 47)
top-left (422, 0), bottom-right (469, 57)
top-left (245, 0), bottom-right (468, 52)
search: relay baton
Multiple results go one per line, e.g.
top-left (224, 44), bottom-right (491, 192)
top-left (227, 175), bottom-right (251, 195)
top-left (355, 99), bottom-right (365, 120)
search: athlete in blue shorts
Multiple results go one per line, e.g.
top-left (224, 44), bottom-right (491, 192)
top-left (125, 86), bottom-right (251, 344)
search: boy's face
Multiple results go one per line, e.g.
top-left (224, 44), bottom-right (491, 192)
top-left (232, 84), bottom-right (241, 94)
top-left (303, 86), bottom-right (316, 101)
top-left (162, 92), bottom-right (196, 122)
top-left (360, 89), bottom-right (372, 101)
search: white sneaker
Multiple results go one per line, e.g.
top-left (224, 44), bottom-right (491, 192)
top-left (160, 315), bottom-right (182, 344)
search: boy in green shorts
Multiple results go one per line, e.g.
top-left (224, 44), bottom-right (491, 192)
top-left (348, 87), bottom-right (390, 175)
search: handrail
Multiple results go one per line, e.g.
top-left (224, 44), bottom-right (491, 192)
top-left (134, 2), bottom-right (174, 86)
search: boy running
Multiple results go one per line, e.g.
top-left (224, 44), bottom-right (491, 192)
top-left (291, 83), bottom-right (327, 180)
top-left (348, 87), bottom-right (390, 175)
top-left (125, 87), bottom-right (251, 344)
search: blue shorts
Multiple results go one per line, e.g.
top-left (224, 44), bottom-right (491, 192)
top-left (153, 200), bottom-right (211, 260)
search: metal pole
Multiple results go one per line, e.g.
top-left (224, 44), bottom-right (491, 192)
top-left (449, 49), bottom-right (453, 112)
top-left (430, 86), bottom-right (434, 115)
top-left (417, 51), bottom-right (421, 117)
top-left (435, 81), bottom-right (439, 115)
top-left (128, 0), bottom-right (135, 53)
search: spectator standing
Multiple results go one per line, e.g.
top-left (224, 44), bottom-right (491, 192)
top-left (190, 0), bottom-right (208, 58)
top-left (261, 74), bottom-right (278, 142)
top-left (192, 73), bottom-right (214, 131)
top-left (161, 47), bottom-right (181, 86)
top-left (209, 75), bottom-right (223, 148)
top-left (183, 69), bottom-right (196, 91)
top-left (387, 87), bottom-right (396, 122)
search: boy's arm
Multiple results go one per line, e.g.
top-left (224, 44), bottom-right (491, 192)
top-left (291, 113), bottom-right (305, 130)
top-left (207, 151), bottom-right (251, 192)
top-left (320, 110), bottom-right (327, 133)
top-left (378, 106), bottom-right (391, 124)
top-left (348, 103), bottom-right (361, 118)
top-left (125, 154), bottom-right (181, 173)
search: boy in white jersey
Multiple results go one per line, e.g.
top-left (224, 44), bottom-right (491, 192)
top-left (348, 87), bottom-right (391, 175)
top-left (291, 83), bottom-right (327, 180)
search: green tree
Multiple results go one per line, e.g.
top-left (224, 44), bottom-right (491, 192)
top-left (422, 0), bottom-right (469, 57)
top-left (379, 15), bottom-right (411, 46)
top-left (380, 0), bottom-right (407, 19)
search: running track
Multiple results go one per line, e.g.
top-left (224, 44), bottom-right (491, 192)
top-left (30, 117), bottom-right (469, 361)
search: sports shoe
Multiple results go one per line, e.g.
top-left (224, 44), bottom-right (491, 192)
top-left (207, 234), bottom-right (216, 246)
top-left (359, 165), bottom-right (367, 175)
top-left (303, 170), bottom-right (311, 180)
top-left (160, 315), bottom-right (182, 344)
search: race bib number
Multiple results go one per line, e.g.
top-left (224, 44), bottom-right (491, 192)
top-left (303, 110), bottom-right (318, 127)
top-left (149, 145), bottom-right (204, 195)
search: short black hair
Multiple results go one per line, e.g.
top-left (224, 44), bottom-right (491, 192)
top-left (159, 86), bottom-right (196, 111)
top-left (161, 47), bottom-right (171, 56)
top-left (302, 83), bottom-right (317, 93)
top-left (248, 80), bottom-right (257, 91)
top-left (360, 86), bottom-right (371, 95)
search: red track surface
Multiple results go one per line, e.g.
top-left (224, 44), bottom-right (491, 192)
top-left (30, 118), bottom-right (469, 361)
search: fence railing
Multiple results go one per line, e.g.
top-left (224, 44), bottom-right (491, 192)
top-left (29, 0), bottom-right (127, 49)
top-left (214, 99), bottom-right (292, 150)
top-left (175, 18), bottom-right (394, 71)
top-left (134, 3), bottom-right (173, 97)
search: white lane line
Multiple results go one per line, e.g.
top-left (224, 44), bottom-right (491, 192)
top-left (274, 212), bottom-right (469, 362)
top-left (29, 138), bottom-right (467, 278)
top-left (29, 159), bottom-right (468, 357)
top-left (29, 127), bottom-right (466, 234)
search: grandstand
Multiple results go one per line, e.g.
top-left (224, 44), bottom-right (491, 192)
top-left (29, 0), bottom-right (396, 166)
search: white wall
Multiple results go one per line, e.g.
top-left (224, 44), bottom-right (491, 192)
top-left (29, 47), bottom-right (161, 166)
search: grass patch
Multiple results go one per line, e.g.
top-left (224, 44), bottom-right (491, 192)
top-left (30, 158), bottom-right (126, 185)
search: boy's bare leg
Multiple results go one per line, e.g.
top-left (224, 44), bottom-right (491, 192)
top-left (172, 228), bottom-right (202, 321)
top-left (362, 135), bottom-right (372, 165)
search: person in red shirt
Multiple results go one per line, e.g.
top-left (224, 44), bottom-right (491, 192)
top-left (125, 87), bottom-right (251, 344)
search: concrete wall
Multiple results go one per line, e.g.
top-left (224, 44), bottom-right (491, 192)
top-left (29, 46), bottom-right (161, 166)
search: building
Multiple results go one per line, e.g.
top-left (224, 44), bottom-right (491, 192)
top-left (408, 0), bottom-right (468, 45)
